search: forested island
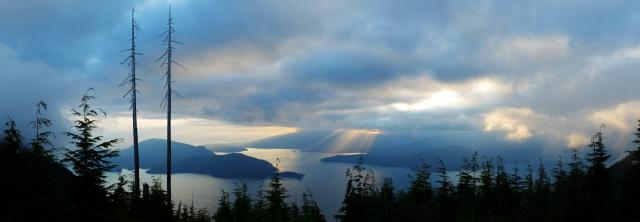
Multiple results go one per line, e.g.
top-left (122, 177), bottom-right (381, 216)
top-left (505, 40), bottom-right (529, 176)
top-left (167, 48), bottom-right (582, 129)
top-left (112, 139), bottom-right (304, 180)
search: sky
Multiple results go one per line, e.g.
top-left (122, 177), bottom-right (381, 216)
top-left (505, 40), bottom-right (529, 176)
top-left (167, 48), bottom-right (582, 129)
top-left (1, 0), bottom-right (640, 161)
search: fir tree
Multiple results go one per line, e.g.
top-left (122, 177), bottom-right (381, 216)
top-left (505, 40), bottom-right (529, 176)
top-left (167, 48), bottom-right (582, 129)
top-left (566, 148), bottom-right (587, 221)
top-left (508, 162), bottom-right (523, 219)
top-left (533, 158), bottom-right (552, 221)
top-left (264, 161), bottom-right (289, 222)
top-left (625, 120), bottom-right (640, 220)
top-left (300, 189), bottom-right (326, 222)
top-left (378, 178), bottom-right (396, 221)
top-left (407, 159), bottom-right (434, 207)
top-left (551, 155), bottom-right (570, 220)
top-left (253, 183), bottom-right (269, 222)
top-left (29, 101), bottom-right (55, 159)
top-left (552, 156), bottom-right (567, 191)
top-left (337, 157), bottom-right (376, 221)
top-left (494, 156), bottom-right (513, 221)
top-left (586, 125), bottom-right (610, 189)
top-left (457, 153), bottom-right (478, 221)
top-left (478, 157), bottom-right (495, 219)
top-left (232, 182), bottom-right (252, 222)
top-left (534, 159), bottom-right (550, 194)
top-left (632, 119), bottom-right (640, 158)
top-left (585, 125), bottom-right (611, 220)
top-left (213, 190), bottom-right (232, 222)
top-left (435, 158), bottom-right (455, 221)
top-left (62, 89), bottom-right (122, 221)
top-left (63, 89), bottom-right (121, 188)
top-left (3, 117), bottom-right (23, 156)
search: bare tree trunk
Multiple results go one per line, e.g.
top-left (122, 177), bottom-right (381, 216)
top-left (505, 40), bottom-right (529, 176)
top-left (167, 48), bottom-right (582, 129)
top-left (157, 4), bottom-right (181, 206)
top-left (166, 47), bottom-right (172, 206)
top-left (121, 8), bottom-right (141, 200)
top-left (131, 8), bottom-right (141, 201)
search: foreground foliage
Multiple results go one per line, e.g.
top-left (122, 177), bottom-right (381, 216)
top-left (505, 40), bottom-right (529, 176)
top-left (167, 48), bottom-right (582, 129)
top-left (335, 124), bottom-right (640, 222)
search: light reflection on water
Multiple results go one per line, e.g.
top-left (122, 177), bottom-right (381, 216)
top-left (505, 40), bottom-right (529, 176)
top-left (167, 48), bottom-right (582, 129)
top-left (106, 148), bottom-right (415, 219)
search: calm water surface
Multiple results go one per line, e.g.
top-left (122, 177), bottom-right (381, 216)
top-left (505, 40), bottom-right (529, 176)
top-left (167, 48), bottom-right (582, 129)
top-left (106, 148), bottom-right (414, 219)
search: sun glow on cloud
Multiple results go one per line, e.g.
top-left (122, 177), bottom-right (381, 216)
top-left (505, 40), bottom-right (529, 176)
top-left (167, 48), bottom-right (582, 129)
top-left (483, 107), bottom-right (535, 141)
top-left (384, 77), bottom-right (512, 112)
top-left (565, 133), bottom-right (590, 148)
top-left (391, 90), bottom-right (461, 111)
top-left (98, 114), bottom-right (298, 149)
top-left (323, 129), bottom-right (383, 153)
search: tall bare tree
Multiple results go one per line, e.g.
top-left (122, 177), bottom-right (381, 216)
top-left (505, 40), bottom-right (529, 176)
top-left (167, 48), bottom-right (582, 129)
top-left (120, 8), bottom-right (142, 200)
top-left (157, 3), bottom-right (183, 205)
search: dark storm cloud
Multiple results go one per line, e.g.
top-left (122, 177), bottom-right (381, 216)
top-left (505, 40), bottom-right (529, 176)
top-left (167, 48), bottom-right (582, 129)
top-left (284, 49), bottom-right (420, 87)
top-left (2, 0), bottom-right (640, 160)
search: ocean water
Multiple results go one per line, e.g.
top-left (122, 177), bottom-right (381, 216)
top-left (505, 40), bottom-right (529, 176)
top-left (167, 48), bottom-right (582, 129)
top-left (106, 148), bottom-right (414, 219)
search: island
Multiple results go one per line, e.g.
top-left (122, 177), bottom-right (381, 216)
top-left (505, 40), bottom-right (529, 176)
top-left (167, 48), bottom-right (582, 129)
top-left (111, 139), bottom-right (304, 180)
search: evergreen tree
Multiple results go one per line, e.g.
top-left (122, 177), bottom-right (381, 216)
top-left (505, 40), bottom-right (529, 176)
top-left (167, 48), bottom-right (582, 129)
top-left (253, 183), bottom-right (269, 222)
top-left (336, 157), bottom-right (377, 221)
top-left (434, 158), bottom-right (455, 222)
top-left (534, 159), bottom-right (550, 194)
top-left (290, 203), bottom-right (301, 221)
top-left (624, 119), bottom-right (640, 220)
top-left (586, 126), bottom-right (610, 189)
top-left (28, 101), bottom-right (55, 159)
top-left (566, 148), bottom-right (587, 221)
top-left (63, 89), bottom-right (121, 188)
top-left (551, 155), bottom-right (569, 220)
top-left (213, 190), bottom-right (232, 222)
top-left (110, 175), bottom-right (130, 206)
top-left (532, 159), bottom-right (552, 221)
top-left (62, 89), bottom-right (122, 221)
top-left (508, 162), bottom-right (523, 219)
top-left (378, 178), bottom-right (396, 221)
top-left (232, 182), bottom-right (253, 222)
top-left (300, 189), bottom-right (326, 222)
top-left (145, 177), bottom-right (172, 221)
top-left (585, 126), bottom-right (611, 220)
top-left (264, 162), bottom-right (290, 222)
top-left (552, 156), bottom-right (567, 191)
top-left (407, 159), bottom-right (434, 219)
top-left (494, 156), bottom-right (514, 221)
top-left (109, 175), bottom-right (132, 221)
top-left (521, 162), bottom-right (535, 204)
top-left (478, 157), bottom-right (495, 220)
top-left (457, 153), bottom-right (478, 221)
top-left (632, 119), bottom-right (640, 159)
top-left (2, 117), bottom-right (23, 157)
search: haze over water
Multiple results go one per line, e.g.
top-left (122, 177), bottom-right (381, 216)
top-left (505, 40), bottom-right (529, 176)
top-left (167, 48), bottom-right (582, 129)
top-left (108, 148), bottom-right (414, 218)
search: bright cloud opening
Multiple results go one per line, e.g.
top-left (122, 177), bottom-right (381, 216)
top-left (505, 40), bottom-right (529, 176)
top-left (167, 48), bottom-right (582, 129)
top-left (483, 107), bottom-right (536, 141)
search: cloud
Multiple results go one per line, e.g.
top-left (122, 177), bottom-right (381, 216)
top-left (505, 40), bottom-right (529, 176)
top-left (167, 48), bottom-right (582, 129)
top-left (99, 114), bottom-right (298, 149)
top-left (489, 36), bottom-right (570, 63)
top-left (2, 0), bottom-right (640, 161)
top-left (483, 107), bottom-right (536, 141)
top-left (381, 76), bottom-right (513, 112)
top-left (589, 100), bottom-right (640, 132)
top-left (566, 133), bottom-right (590, 148)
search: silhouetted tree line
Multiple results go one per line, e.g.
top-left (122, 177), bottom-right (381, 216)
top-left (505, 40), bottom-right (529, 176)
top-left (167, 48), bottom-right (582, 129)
top-left (2, 94), bottom-right (640, 222)
top-left (0, 93), bottom-right (208, 221)
top-left (212, 168), bottom-right (326, 222)
top-left (334, 124), bottom-right (640, 222)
